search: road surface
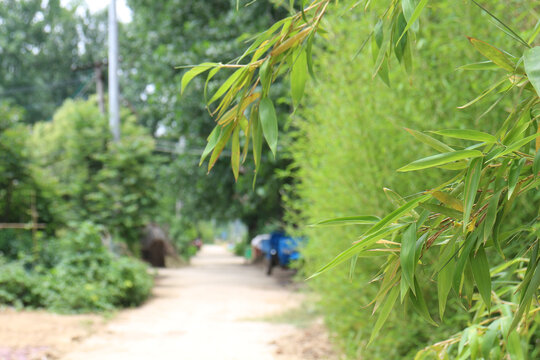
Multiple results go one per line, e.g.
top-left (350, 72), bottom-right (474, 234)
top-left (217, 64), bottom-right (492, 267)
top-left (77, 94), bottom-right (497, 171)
top-left (58, 244), bottom-right (334, 360)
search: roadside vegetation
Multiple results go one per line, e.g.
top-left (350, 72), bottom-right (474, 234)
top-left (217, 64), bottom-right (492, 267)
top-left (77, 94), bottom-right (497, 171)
top-left (186, 0), bottom-right (540, 358)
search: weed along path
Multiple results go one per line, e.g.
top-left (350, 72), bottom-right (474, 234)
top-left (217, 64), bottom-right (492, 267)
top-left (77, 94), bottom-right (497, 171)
top-left (60, 244), bottom-right (335, 360)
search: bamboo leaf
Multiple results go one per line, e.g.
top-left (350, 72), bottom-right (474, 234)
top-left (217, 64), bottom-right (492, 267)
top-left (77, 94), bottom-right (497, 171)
top-left (404, 128), bottom-right (455, 153)
top-left (409, 277), bottom-right (438, 326)
top-left (259, 97), bottom-right (278, 157)
top-left (369, 285), bottom-right (399, 344)
top-left (231, 126), bottom-right (240, 181)
top-left (483, 190), bottom-right (502, 254)
top-left (393, 12), bottom-right (408, 62)
top-left (270, 27), bottom-right (311, 57)
top-left (432, 129), bottom-right (497, 143)
top-left (199, 125), bottom-right (222, 166)
top-left (364, 194), bottom-right (431, 237)
top-left (509, 255), bottom-right (540, 333)
top-left (467, 37), bottom-right (516, 72)
top-left (402, 0), bottom-right (420, 32)
top-left (400, 225), bottom-right (417, 294)
top-left (437, 236), bottom-right (457, 320)
top-left (534, 150), bottom-right (540, 176)
top-left (251, 107), bottom-right (262, 172)
top-left (507, 158), bottom-right (526, 199)
top-left (431, 191), bottom-right (464, 212)
top-left (469, 245), bottom-right (491, 310)
top-left (491, 133), bottom-right (540, 160)
top-left (420, 203), bottom-right (462, 219)
top-left (524, 46), bottom-right (540, 95)
top-left (208, 123), bottom-right (235, 172)
top-left (291, 49), bottom-right (308, 106)
top-left (471, 0), bottom-right (530, 48)
top-left (208, 68), bottom-right (245, 105)
top-left (398, 0), bottom-right (429, 44)
top-left (457, 77), bottom-right (507, 109)
top-left (307, 224), bottom-right (408, 279)
top-left (398, 150), bottom-right (483, 172)
top-left (463, 157), bottom-right (483, 232)
top-left (457, 61), bottom-right (500, 71)
top-left (180, 62), bottom-right (218, 95)
top-left (259, 59), bottom-right (272, 96)
top-left (453, 233), bottom-right (478, 293)
top-left (311, 215), bottom-right (381, 227)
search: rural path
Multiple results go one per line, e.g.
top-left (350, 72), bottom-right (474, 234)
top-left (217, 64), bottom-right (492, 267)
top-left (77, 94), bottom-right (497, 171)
top-left (58, 244), bottom-right (334, 360)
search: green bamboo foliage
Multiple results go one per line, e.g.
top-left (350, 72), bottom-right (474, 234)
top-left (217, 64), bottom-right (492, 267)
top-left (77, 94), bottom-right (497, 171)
top-left (183, 0), bottom-right (539, 358)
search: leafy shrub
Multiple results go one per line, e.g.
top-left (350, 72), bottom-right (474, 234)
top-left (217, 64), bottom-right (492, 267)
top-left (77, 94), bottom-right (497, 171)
top-left (0, 222), bottom-right (153, 313)
top-left (31, 98), bottom-right (159, 246)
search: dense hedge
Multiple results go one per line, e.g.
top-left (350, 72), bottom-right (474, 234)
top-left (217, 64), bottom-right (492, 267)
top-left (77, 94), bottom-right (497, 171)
top-left (285, 2), bottom-right (533, 358)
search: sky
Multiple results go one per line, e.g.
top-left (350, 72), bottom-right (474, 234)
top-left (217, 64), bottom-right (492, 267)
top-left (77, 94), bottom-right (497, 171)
top-left (61, 0), bottom-right (132, 23)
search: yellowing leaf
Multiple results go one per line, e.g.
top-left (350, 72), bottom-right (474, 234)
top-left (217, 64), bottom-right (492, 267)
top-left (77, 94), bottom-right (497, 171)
top-left (467, 37), bottom-right (515, 72)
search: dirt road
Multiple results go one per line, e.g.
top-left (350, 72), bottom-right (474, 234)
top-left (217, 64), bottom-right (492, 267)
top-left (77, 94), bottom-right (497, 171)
top-left (55, 244), bottom-right (334, 360)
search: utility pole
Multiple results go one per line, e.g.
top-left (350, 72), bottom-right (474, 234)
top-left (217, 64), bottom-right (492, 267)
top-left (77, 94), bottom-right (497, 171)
top-left (108, 0), bottom-right (120, 141)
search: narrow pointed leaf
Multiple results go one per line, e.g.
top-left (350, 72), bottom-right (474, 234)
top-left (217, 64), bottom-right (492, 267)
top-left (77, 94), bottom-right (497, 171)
top-left (404, 128), bottom-right (455, 153)
top-left (402, 0), bottom-right (420, 32)
top-left (369, 285), bottom-right (399, 344)
top-left (457, 61), bottom-right (500, 71)
top-left (208, 123), bottom-right (234, 171)
top-left (364, 194), bottom-right (431, 236)
top-left (471, 0), bottom-right (530, 47)
top-left (534, 149), bottom-right (540, 176)
top-left (508, 158), bottom-right (526, 199)
top-left (291, 49), bottom-right (308, 105)
top-left (509, 258), bottom-right (540, 333)
top-left (437, 236), bottom-right (457, 320)
top-left (200, 126), bottom-right (222, 166)
top-left (483, 190), bottom-right (502, 253)
top-left (208, 68), bottom-right (245, 105)
top-left (524, 46), bottom-right (540, 95)
top-left (180, 62), bottom-right (218, 95)
top-left (400, 225), bottom-right (417, 294)
top-left (469, 245), bottom-right (491, 310)
top-left (491, 133), bottom-right (540, 160)
top-left (398, 150), bottom-right (483, 172)
top-left (398, 0), bottom-right (429, 44)
top-left (231, 126), bottom-right (240, 181)
top-left (463, 157), bottom-right (483, 232)
top-left (433, 129), bottom-right (497, 143)
top-left (251, 108), bottom-right (262, 171)
top-left (431, 191), bottom-right (464, 212)
top-left (311, 215), bottom-right (381, 227)
top-left (409, 278), bottom-right (438, 326)
top-left (259, 97), bottom-right (278, 157)
top-left (421, 203), bottom-right (462, 219)
top-left (467, 37), bottom-right (516, 72)
top-left (308, 224), bottom-right (407, 279)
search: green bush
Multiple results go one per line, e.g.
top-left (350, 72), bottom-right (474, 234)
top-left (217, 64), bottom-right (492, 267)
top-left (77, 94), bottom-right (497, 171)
top-left (168, 217), bottom-right (199, 260)
top-left (0, 222), bottom-right (153, 313)
top-left (31, 98), bottom-right (159, 246)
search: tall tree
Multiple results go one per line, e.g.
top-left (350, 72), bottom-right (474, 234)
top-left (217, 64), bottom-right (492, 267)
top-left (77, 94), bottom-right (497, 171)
top-left (0, 0), bottom-right (107, 123)
top-left (123, 0), bottom-right (290, 238)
